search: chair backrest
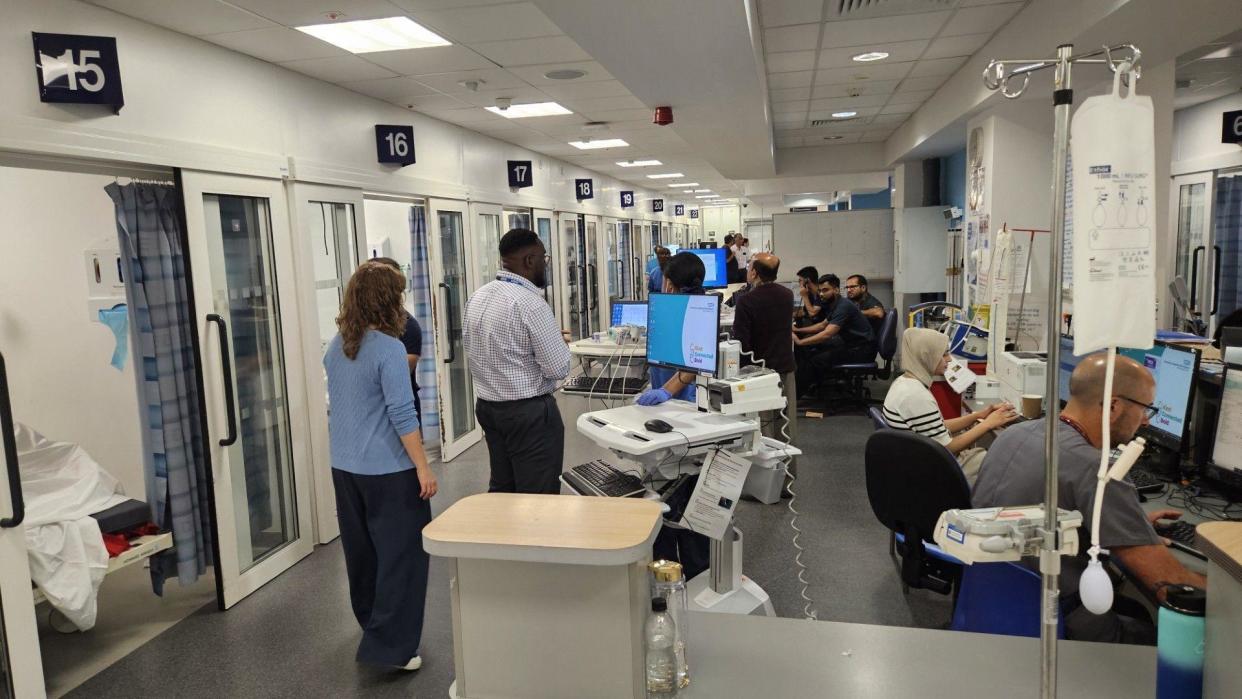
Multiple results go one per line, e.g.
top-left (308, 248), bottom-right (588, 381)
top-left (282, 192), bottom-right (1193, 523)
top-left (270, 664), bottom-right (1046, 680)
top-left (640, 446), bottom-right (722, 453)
top-left (863, 430), bottom-right (971, 544)
top-left (868, 406), bottom-right (888, 431)
top-left (951, 562), bottom-right (1066, 639)
top-left (877, 308), bottom-right (898, 361)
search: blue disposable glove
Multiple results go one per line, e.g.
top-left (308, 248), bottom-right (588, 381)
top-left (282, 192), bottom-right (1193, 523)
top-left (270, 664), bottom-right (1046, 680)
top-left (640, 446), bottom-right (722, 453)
top-left (637, 388), bottom-right (672, 406)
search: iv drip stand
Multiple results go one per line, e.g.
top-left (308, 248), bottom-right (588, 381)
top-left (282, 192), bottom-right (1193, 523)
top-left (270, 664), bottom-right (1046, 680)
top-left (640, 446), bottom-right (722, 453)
top-left (981, 42), bottom-right (1142, 699)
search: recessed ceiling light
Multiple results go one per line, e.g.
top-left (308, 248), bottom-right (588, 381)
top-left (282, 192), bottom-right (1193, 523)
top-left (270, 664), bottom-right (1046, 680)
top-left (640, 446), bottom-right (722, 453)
top-left (668, 182), bottom-right (700, 188)
top-left (617, 159), bottom-right (661, 167)
top-left (693, 189), bottom-right (712, 193)
top-left (852, 51), bottom-right (889, 62)
top-left (544, 68), bottom-right (587, 80)
top-left (695, 195), bottom-right (716, 199)
top-left (568, 138), bottom-right (629, 150)
top-left (647, 173), bottom-right (685, 179)
top-left (296, 17), bottom-right (450, 54)
top-left (485, 101), bottom-right (573, 118)
top-left (823, 135), bottom-right (844, 141)
top-left (832, 111), bottom-right (858, 118)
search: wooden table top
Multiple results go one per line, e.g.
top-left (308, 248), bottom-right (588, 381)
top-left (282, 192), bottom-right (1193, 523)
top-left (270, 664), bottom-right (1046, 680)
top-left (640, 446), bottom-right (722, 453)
top-left (1199, 522), bottom-right (1242, 584)
top-left (422, 493), bottom-right (663, 566)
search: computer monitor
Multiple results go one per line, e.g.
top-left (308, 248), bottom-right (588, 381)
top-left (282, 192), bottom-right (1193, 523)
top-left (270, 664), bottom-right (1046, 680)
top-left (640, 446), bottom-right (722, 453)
top-left (1057, 334), bottom-right (1084, 404)
top-left (646, 292), bottom-right (721, 376)
top-left (1117, 341), bottom-right (1200, 451)
top-left (1207, 362), bottom-right (1242, 495)
top-left (685, 248), bottom-right (729, 289)
top-left (665, 244), bottom-right (681, 255)
top-left (610, 300), bottom-right (648, 327)
top-left (1221, 327), bottom-right (1242, 365)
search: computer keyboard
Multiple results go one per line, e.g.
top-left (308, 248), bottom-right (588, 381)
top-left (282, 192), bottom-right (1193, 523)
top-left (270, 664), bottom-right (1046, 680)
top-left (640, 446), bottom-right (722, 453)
top-left (562, 375), bottom-right (648, 395)
top-left (563, 460), bottom-right (647, 498)
top-left (1124, 468), bottom-right (1166, 495)
top-left (1153, 519), bottom-right (1207, 560)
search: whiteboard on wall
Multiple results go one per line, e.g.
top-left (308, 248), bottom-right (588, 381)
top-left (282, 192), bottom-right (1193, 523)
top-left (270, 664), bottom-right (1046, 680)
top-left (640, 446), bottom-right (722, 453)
top-left (771, 209), bottom-right (894, 284)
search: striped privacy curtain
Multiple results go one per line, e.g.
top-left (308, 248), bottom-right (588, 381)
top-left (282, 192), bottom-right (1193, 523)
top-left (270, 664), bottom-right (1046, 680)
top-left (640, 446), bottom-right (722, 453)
top-left (409, 205), bottom-right (440, 448)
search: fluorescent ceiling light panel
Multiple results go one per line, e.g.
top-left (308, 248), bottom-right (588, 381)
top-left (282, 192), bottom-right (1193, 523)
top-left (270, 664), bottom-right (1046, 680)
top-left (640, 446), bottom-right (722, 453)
top-left (695, 195), bottom-right (716, 199)
top-left (668, 182), bottom-right (699, 188)
top-left (485, 102), bottom-right (572, 118)
top-left (693, 189), bottom-right (711, 193)
top-left (617, 159), bottom-right (662, 167)
top-left (832, 111), bottom-right (858, 118)
top-left (297, 17), bottom-right (451, 54)
top-left (852, 51), bottom-right (889, 62)
top-left (646, 173), bottom-right (684, 179)
top-left (568, 138), bottom-right (629, 150)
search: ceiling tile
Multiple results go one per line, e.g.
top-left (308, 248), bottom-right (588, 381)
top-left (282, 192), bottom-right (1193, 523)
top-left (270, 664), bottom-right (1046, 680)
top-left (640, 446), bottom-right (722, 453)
top-left (582, 108), bottom-right (657, 123)
top-left (766, 70), bottom-right (814, 89)
top-left (886, 89), bottom-right (935, 104)
top-left (343, 76), bottom-right (443, 102)
top-left (771, 102), bottom-right (808, 116)
top-left (818, 39), bottom-right (929, 69)
top-left (766, 51), bottom-right (816, 73)
top-left (402, 93), bottom-right (472, 110)
top-left (808, 94), bottom-right (889, 111)
top-left (815, 61), bottom-right (914, 84)
top-left (879, 102), bottom-right (918, 115)
top-left (769, 86), bottom-right (811, 103)
top-left (227, 0), bottom-right (405, 26)
top-left (897, 74), bottom-right (949, 93)
top-left (540, 79), bottom-right (631, 101)
top-left (411, 2), bottom-right (561, 43)
top-left (907, 56), bottom-right (968, 78)
top-left (775, 135), bottom-right (805, 148)
top-left (472, 36), bottom-right (590, 67)
top-left (391, 0), bottom-right (527, 9)
top-left (408, 68), bottom-right (526, 93)
top-left (922, 33), bottom-right (992, 61)
top-left (819, 11), bottom-right (952, 49)
top-left (943, 2), bottom-right (1024, 37)
top-left (363, 45), bottom-right (495, 75)
top-left (279, 55), bottom-right (398, 83)
top-left (811, 80), bottom-right (900, 99)
top-left (759, 0), bottom-right (824, 28)
top-left (507, 60), bottom-right (615, 85)
top-left (202, 26), bottom-right (347, 63)
top-left (870, 113), bottom-right (912, 125)
top-left (88, 0), bottom-right (278, 35)
top-left (560, 95), bottom-right (647, 112)
top-left (764, 24), bottom-right (820, 53)
top-left (453, 85), bottom-right (554, 108)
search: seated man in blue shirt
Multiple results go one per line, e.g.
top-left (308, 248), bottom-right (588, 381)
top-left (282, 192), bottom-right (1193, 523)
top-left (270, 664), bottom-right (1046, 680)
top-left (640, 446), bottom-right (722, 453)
top-left (646, 245), bottom-right (671, 295)
top-left (637, 252), bottom-right (708, 406)
top-left (792, 273), bottom-right (875, 396)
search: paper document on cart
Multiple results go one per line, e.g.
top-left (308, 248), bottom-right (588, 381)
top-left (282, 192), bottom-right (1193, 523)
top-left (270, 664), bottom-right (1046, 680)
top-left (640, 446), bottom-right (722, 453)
top-left (679, 448), bottom-right (752, 540)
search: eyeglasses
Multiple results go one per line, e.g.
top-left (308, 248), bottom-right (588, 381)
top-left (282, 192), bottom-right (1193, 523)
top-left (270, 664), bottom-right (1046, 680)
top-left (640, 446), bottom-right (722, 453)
top-left (1116, 395), bottom-right (1159, 419)
top-left (844, 285), bottom-right (861, 290)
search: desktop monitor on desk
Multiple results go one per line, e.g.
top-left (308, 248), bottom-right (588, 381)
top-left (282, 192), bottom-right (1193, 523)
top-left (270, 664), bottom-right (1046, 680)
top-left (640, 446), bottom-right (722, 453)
top-left (610, 301), bottom-right (648, 328)
top-left (1207, 362), bottom-right (1242, 495)
top-left (685, 248), bottom-right (729, 289)
top-left (646, 292), bottom-right (721, 377)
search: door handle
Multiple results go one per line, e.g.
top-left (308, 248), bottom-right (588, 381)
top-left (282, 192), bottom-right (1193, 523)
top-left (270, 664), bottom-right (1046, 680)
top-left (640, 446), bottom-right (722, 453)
top-left (206, 314), bottom-right (238, 448)
top-left (543, 253), bottom-right (553, 304)
top-left (587, 263), bottom-right (598, 311)
top-left (0, 352), bottom-right (24, 528)
top-left (439, 282), bottom-right (456, 364)
top-left (1211, 245), bottom-right (1222, 316)
top-left (1190, 245), bottom-right (1204, 310)
top-left (578, 265), bottom-right (588, 312)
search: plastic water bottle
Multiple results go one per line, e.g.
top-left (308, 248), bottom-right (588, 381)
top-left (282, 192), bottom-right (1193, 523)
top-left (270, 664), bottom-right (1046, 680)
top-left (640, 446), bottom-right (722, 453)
top-left (1157, 584), bottom-right (1206, 699)
top-left (649, 560), bottom-right (690, 688)
top-left (645, 597), bottom-right (678, 696)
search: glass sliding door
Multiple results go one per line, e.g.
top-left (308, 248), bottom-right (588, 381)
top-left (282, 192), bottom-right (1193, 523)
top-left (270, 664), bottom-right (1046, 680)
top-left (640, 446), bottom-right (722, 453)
top-left (291, 183), bottom-right (366, 545)
top-left (505, 207), bottom-right (531, 232)
top-left (1173, 173), bottom-right (1215, 332)
top-left (427, 200), bottom-right (481, 461)
top-left (604, 219), bottom-right (621, 309)
top-left (534, 209), bottom-right (558, 315)
top-left (181, 171), bottom-right (314, 608)
top-left (471, 203), bottom-right (503, 287)
top-left (617, 219), bottom-right (633, 300)
top-left (583, 215), bottom-right (602, 336)
top-left (558, 212), bottom-right (586, 340)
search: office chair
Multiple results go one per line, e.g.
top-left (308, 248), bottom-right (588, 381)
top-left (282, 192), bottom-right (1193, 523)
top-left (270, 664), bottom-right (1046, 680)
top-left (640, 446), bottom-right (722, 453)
top-left (820, 308), bottom-right (900, 410)
top-left (951, 562), bottom-right (1066, 639)
top-left (864, 429), bottom-right (970, 598)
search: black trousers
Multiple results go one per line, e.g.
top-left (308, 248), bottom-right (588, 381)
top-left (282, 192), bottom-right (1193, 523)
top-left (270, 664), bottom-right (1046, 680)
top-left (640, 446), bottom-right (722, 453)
top-left (795, 336), bottom-right (874, 395)
top-left (332, 468), bottom-right (432, 666)
top-left (476, 394), bottom-right (565, 494)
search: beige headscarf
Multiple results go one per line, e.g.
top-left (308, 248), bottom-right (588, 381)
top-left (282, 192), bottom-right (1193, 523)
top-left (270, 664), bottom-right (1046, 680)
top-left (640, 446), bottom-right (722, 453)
top-left (901, 327), bottom-right (950, 387)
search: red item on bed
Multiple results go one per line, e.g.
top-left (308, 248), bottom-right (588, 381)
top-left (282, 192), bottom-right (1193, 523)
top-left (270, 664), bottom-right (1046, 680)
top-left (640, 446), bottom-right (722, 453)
top-left (103, 533), bottom-right (130, 557)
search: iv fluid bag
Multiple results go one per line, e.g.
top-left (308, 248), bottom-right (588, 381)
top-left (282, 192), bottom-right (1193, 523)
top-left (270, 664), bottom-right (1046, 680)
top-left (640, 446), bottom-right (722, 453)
top-left (1070, 68), bottom-right (1156, 356)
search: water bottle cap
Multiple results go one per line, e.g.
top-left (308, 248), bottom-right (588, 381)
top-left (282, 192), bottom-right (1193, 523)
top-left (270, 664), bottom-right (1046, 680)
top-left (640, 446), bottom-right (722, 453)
top-left (649, 559), bottom-right (684, 583)
top-left (1159, 584), bottom-right (1206, 616)
top-left (652, 597), bottom-right (668, 612)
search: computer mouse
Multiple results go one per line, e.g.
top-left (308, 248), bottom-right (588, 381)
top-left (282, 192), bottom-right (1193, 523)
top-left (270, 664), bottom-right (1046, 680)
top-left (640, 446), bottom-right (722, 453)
top-left (644, 419), bottom-right (674, 434)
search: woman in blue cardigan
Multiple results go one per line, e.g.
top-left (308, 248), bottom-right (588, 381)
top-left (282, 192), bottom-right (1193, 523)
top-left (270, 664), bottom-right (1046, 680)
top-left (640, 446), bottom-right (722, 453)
top-left (324, 260), bottom-right (437, 671)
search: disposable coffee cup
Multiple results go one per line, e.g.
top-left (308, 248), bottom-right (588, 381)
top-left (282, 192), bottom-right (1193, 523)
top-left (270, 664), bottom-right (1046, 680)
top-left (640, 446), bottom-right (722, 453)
top-left (1020, 394), bottom-right (1042, 419)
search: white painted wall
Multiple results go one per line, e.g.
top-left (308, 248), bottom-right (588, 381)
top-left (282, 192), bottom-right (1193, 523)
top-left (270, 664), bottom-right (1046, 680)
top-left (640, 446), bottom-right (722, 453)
top-left (1173, 92), bottom-right (1242, 175)
top-left (701, 206), bottom-right (741, 242)
top-left (0, 165), bottom-right (146, 500)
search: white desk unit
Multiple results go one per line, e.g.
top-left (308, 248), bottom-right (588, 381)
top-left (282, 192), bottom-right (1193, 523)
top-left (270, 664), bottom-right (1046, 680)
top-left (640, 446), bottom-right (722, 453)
top-left (1199, 522), bottom-right (1242, 699)
top-left (423, 493), bottom-right (663, 699)
top-left (568, 338), bottom-right (646, 359)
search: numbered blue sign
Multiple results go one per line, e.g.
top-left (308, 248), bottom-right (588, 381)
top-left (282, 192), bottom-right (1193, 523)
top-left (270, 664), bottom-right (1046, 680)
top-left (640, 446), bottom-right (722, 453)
top-left (33, 33), bottom-right (124, 111)
top-left (575, 178), bottom-right (594, 200)
top-left (652, 199), bottom-right (664, 213)
top-left (674, 204), bottom-right (685, 216)
top-left (689, 209), bottom-right (700, 219)
top-left (375, 125), bottom-right (416, 166)
top-left (620, 191), bottom-right (634, 208)
top-left (508, 160), bottom-right (533, 188)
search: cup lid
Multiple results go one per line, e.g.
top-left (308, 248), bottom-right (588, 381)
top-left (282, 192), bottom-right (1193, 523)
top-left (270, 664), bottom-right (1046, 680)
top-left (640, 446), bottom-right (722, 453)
top-left (1160, 584), bottom-right (1206, 616)
top-left (649, 559), bottom-right (684, 583)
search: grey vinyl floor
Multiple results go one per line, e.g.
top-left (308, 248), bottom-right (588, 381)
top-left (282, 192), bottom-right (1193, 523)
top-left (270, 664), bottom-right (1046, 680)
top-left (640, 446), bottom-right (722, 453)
top-left (68, 392), bottom-right (952, 698)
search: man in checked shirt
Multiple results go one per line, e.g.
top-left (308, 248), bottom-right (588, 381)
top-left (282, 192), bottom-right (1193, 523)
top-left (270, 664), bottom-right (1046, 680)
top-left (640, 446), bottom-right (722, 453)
top-left (464, 229), bottom-right (572, 493)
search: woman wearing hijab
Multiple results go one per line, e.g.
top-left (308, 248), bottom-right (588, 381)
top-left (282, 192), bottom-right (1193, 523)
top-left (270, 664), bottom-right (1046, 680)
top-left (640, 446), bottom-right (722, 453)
top-left (881, 327), bottom-right (1017, 483)
top-left (324, 260), bottom-right (437, 671)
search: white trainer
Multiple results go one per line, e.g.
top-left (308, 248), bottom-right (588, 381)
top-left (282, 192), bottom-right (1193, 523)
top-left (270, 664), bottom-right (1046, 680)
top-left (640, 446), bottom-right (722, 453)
top-left (401, 656), bottom-right (422, 671)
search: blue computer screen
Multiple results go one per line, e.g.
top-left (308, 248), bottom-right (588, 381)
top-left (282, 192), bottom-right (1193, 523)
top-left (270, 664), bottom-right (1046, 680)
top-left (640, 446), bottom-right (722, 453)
top-left (646, 293), bottom-right (720, 376)
top-left (1117, 342), bottom-right (1197, 445)
top-left (610, 301), bottom-right (648, 327)
top-left (1058, 335), bottom-right (1083, 403)
top-left (687, 248), bottom-right (729, 289)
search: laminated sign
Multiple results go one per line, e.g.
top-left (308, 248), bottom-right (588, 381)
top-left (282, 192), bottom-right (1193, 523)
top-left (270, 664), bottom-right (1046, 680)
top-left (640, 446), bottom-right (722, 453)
top-left (1071, 67), bottom-right (1156, 355)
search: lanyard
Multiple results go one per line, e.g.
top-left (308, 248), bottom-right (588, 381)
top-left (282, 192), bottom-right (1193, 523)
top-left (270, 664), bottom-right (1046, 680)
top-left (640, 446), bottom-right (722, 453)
top-left (1059, 415), bottom-right (1091, 444)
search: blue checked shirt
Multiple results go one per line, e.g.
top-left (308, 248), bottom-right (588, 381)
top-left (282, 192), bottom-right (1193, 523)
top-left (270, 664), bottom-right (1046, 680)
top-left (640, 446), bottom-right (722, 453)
top-left (464, 271), bottom-right (571, 401)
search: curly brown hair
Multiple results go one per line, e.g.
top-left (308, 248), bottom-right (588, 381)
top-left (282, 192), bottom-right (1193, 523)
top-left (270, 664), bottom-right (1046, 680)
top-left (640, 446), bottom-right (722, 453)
top-left (337, 261), bottom-right (407, 359)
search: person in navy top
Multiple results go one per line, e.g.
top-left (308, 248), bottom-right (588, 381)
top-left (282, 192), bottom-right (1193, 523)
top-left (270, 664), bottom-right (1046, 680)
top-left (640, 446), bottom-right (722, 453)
top-left (637, 252), bottom-right (708, 406)
top-left (375, 257), bottom-right (424, 422)
top-left (324, 260), bottom-right (437, 672)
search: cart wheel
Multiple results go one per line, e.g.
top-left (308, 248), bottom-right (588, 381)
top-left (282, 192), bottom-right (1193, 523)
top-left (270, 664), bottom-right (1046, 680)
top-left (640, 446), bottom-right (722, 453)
top-left (48, 608), bottom-right (80, 634)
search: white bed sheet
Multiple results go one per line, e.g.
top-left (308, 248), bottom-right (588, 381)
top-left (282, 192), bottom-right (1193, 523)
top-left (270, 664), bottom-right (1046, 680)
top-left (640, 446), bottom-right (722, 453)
top-left (15, 423), bottom-right (129, 631)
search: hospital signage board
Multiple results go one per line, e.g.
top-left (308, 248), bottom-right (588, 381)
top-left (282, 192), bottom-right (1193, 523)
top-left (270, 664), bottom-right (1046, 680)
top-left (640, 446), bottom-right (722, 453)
top-left (575, 178), bottom-right (593, 200)
top-left (652, 199), bottom-right (664, 213)
top-left (32, 32), bottom-right (125, 111)
top-left (620, 191), bottom-right (634, 208)
top-left (689, 209), bottom-right (699, 219)
top-left (507, 160), bottom-right (533, 188)
top-left (375, 125), bottom-right (416, 166)
top-left (674, 204), bottom-right (685, 216)
top-left (1224, 110), bottom-right (1242, 144)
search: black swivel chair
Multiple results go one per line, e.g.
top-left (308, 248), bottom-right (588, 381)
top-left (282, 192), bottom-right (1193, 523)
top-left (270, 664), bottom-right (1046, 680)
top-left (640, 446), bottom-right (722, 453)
top-left (864, 429), bottom-right (971, 597)
top-left (822, 308), bottom-right (899, 409)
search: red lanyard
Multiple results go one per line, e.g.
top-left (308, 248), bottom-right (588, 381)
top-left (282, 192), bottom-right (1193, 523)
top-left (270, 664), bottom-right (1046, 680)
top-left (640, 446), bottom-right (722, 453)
top-left (1058, 415), bottom-right (1091, 444)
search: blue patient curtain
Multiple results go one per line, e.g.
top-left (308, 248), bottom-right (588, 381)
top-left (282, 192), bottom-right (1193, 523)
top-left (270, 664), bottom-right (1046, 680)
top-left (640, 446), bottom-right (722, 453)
top-left (409, 205), bottom-right (441, 447)
top-left (106, 182), bottom-right (213, 594)
top-left (1216, 175), bottom-right (1242, 325)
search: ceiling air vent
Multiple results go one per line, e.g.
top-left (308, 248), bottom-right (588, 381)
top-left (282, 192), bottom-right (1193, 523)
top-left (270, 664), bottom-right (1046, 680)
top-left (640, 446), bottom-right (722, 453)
top-left (810, 118), bottom-right (854, 127)
top-left (835, 0), bottom-right (952, 18)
